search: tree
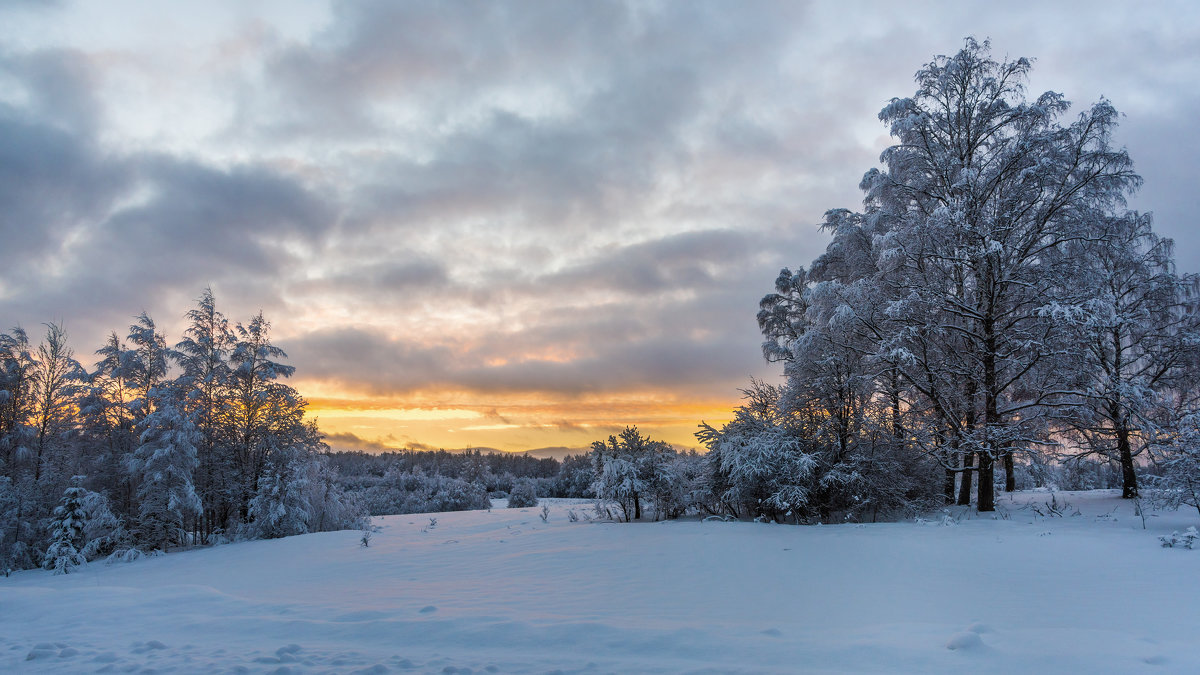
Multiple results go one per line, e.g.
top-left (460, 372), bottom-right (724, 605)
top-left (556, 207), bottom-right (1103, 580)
top-left (1067, 214), bottom-right (1200, 497)
top-left (28, 323), bottom-right (83, 483)
top-left (247, 445), bottom-right (312, 539)
top-left (589, 427), bottom-right (672, 521)
top-left (133, 388), bottom-right (202, 551)
top-left (44, 480), bottom-right (88, 574)
top-left (0, 327), bottom-right (36, 480)
top-left (507, 477), bottom-right (539, 508)
top-left (763, 39), bottom-right (1146, 511)
top-left (229, 311), bottom-right (297, 522)
top-left (174, 288), bottom-right (234, 538)
top-left (126, 312), bottom-right (171, 421)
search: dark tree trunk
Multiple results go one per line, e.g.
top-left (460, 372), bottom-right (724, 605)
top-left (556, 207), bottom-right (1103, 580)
top-left (943, 465), bottom-right (956, 505)
top-left (977, 451), bottom-right (995, 512)
top-left (1117, 426), bottom-right (1138, 498)
top-left (1003, 451), bottom-right (1016, 492)
top-left (979, 307), bottom-right (998, 512)
top-left (957, 452), bottom-right (974, 506)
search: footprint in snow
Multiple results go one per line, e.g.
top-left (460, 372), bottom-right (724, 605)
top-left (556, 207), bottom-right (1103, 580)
top-left (420, 605), bottom-right (438, 614)
top-left (25, 644), bottom-right (56, 661)
top-left (945, 631), bottom-right (985, 651)
top-left (761, 628), bottom-right (783, 637)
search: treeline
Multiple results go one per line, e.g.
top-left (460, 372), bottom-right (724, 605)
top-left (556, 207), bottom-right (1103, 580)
top-left (0, 289), bottom-right (363, 574)
top-left (328, 449), bottom-right (594, 515)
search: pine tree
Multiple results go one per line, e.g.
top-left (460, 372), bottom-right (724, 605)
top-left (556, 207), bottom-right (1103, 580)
top-left (248, 446), bottom-right (311, 539)
top-left (229, 311), bottom-right (296, 522)
top-left (44, 480), bottom-right (88, 575)
top-left (174, 288), bottom-right (234, 539)
top-left (133, 391), bottom-right (202, 551)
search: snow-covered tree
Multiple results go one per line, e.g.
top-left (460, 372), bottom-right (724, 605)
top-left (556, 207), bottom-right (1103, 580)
top-left (43, 480), bottom-right (88, 574)
top-left (1150, 411), bottom-right (1200, 518)
top-left (174, 287), bottom-right (234, 540)
top-left (0, 327), bottom-right (36, 497)
top-left (126, 313), bottom-right (171, 421)
top-left (1066, 214), bottom-right (1200, 497)
top-left (698, 380), bottom-right (816, 521)
top-left (247, 445), bottom-right (312, 539)
top-left (590, 427), bottom-right (674, 522)
top-left (229, 311), bottom-right (297, 522)
top-left (133, 390), bottom-right (202, 551)
top-left (759, 38), bottom-right (1147, 512)
top-left (28, 323), bottom-right (84, 483)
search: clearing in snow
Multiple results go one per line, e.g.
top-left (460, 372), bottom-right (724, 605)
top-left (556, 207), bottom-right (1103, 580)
top-left (3, 491), bottom-right (1199, 673)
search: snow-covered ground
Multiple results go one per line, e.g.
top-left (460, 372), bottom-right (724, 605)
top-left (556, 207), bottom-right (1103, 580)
top-left (3, 491), bottom-right (1199, 673)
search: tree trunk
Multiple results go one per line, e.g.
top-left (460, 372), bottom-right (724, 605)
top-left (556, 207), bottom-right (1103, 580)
top-left (943, 465), bottom-right (956, 505)
top-left (979, 309), bottom-right (998, 512)
top-left (957, 452), bottom-right (974, 506)
top-left (1003, 451), bottom-right (1016, 492)
top-left (1117, 426), bottom-right (1138, 498)
top-left (977, 451), bottom-right (995, 512)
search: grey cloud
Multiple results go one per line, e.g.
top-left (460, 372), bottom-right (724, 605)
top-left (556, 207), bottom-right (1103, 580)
top-left (284, 246), bottom-right (783, 399)
top-left (287, 326), bottom-right (456, 393)
top-left (5, 1), bottom-right (1199, 417)
top-left (299, 257), bottom-right (451, 301)
top-left (248, 2), bottom-right (811, 242)
top-left (322, 431), bottom-right (436, 453)
top-left (0, 50), bottom-right (339, 349)
top-left (322, 431), bottom-right (393, 453)
top-left (0, 51), bottom-right (126, 273)
top-left (540, 229), bottom-right (758, 295)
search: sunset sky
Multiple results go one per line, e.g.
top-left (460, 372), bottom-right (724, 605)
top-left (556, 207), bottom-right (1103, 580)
top-left (2, 1), bottom-right (1197, 453)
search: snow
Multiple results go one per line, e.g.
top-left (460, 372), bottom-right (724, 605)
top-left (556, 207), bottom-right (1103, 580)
top-left (3, 491), bottom-right (1199, 673)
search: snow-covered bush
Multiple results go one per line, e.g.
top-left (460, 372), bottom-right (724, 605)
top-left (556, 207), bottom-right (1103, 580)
top-left (1146, 411), bottom-right (1200, 518)
top-left (698, 382), bottom-right (816, 522)
top-left (699, 379), bottom-right (940, 523)
top-left (1159, 527), bottom-right (1200, 549)
top-left (507, 478), bottom-right (539, 508)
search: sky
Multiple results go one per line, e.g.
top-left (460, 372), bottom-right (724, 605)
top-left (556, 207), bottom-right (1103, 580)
top-left (1, 1), bottom-right (1197, 454)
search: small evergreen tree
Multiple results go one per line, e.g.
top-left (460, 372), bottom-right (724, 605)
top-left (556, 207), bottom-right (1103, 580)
top-left (248, 446), bottom-right (312, 539)
top-left (44, 480), bottom-right (88, 575)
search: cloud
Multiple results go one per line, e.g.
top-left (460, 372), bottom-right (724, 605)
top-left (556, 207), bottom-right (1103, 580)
top-left (3, 1), bottom-right (1199, 449)
top-left (322, 431), bottom-right (437, 453)
top-left (0, 48), bottom-right (339, 345)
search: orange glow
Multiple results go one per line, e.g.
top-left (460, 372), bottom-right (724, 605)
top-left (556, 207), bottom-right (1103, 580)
top-left (300, 381), bottom-right (736, 453)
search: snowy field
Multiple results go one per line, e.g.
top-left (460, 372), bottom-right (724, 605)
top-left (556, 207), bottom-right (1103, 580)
top-left (3, 491), bottom-right (1199, 674)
